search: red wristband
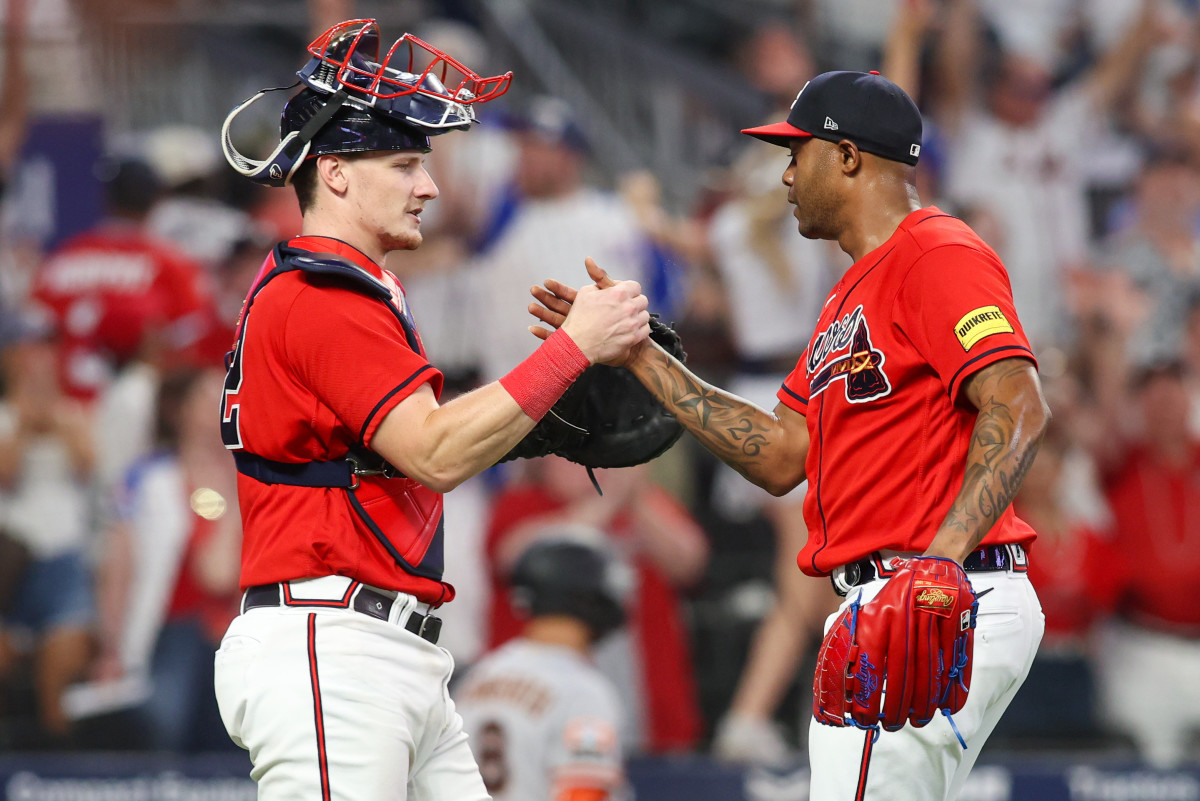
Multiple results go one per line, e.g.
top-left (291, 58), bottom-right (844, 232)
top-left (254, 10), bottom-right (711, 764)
top-left (500, 328), bottom-right (591, 421)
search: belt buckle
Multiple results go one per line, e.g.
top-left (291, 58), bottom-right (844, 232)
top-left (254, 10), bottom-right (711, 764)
top-left (1008, 542), bottom-right (1027, 570)
top-left (831, 562), bottom-right (862, 597)
top-left (414, 613), bottom-right (442, 644)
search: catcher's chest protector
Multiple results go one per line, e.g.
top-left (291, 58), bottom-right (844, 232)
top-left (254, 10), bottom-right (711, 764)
top-left (222, 244), bottom-right (445, 580)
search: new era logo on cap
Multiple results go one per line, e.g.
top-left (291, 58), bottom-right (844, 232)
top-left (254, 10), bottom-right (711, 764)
top-left (741, 71), bottom-right (924, 166)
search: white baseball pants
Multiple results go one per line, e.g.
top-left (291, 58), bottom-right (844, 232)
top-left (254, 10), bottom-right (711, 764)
top-left (214, 577), bottom-right (488, 801)
top-left (808, 569), bottom-right (1044, 801)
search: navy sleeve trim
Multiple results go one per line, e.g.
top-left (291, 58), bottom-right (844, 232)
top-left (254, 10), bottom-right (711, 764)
top-left (947, 345), bottom-right (1036, 400)
top-left (359, 363), bottom-right (437, 443)
top-left (780, 384), bottom-right (809, 406)
top-left (910, 213), bottom-right (956, 228)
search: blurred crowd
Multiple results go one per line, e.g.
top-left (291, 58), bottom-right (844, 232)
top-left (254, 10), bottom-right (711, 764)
top-left (1, 0), bottom-right (1200, 772)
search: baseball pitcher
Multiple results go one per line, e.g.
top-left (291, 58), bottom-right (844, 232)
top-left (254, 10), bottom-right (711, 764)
top-left (530, 71), bottom-right (1050, 801)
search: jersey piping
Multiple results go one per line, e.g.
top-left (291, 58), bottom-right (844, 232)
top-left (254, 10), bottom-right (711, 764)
top-left (359, 364), bottom-right (438, 444)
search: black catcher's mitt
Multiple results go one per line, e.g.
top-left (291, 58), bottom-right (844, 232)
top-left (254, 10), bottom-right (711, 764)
top-left (502, 315), bottom-right (686, 471)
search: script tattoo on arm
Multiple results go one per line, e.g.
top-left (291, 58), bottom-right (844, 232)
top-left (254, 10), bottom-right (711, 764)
top-left (937, 358), bottom-right (1049, 555)
top-left (630, 344), bottom-right (780, 486)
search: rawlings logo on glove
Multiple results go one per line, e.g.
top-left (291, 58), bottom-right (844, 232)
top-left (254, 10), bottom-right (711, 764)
top-left (913, 582), bottom-right (957, 614)
top-left (813, 556), bottom-right (978, 746)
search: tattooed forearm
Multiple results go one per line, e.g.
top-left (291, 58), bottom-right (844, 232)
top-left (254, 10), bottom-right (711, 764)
top-left (631, 344), bottom-right (782, 484)
top-left (934, 358), bottom-right (1050, 558)
top-left (725, 419), bottom-right (768, 457)
top-left (943, 403), bottom-right (1037, 534)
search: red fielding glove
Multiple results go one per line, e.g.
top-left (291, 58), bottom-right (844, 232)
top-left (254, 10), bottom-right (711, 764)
top-left (813, 556), bottom-right (978, 744)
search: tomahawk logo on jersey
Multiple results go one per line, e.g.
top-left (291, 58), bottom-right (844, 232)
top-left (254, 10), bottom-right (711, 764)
top-left (806, 306), bottom-right (891, 403)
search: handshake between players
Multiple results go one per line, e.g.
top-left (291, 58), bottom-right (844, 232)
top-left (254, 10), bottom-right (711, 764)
top-left (530, 258), bottom-right (652, 368)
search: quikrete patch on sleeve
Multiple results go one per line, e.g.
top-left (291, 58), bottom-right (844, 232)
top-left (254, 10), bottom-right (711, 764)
top-left (954, 306), bottom-right (1014, 351)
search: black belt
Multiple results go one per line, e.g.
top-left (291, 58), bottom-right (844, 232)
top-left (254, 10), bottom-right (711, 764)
top-left (831, 543), bottom-right (1026, 596)
top-left (242, 583), bottom-right (442, 644)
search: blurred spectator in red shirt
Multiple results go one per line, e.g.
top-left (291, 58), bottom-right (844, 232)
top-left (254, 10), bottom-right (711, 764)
top-left (994, 387), bottom-right (1121, 743)
top-left (29, 157), bottom-right (227, 402)
top-left (1019, 376), bottom-right (1123, 645)
top-left (485, 457), bottom-right (708, 754)
top-left (1101, 361), bottom-right (1200, 631)
top-left (1092, 359), bottom-right (1200, 766)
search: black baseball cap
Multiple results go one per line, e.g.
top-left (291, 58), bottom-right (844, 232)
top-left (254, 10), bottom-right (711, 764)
top-left (742, 70), bottom-right (923, 166)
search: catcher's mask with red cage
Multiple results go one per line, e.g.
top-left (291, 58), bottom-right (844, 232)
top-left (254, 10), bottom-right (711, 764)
top-left (222, 19), bottom-right (512, 187)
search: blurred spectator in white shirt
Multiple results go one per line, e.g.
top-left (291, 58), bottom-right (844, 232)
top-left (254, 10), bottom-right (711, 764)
top-left (939, 0), bottom-right (1165, 349)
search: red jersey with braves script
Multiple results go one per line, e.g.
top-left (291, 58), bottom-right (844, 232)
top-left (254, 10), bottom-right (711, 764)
top-left (224, 236), bottom-right (450, 603)
top-left (778, 207), bottom-right (1038, 576)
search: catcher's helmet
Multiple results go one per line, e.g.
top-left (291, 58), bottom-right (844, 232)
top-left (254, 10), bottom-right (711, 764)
top-left (509, 532), bottom-right (630, 641)
top-left (222, 18), bottom-right (512, 187)
top-left (279, 88), bottom-right (433, 160)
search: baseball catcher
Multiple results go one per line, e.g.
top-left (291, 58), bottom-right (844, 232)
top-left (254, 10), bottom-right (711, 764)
top-left (211, 18), bottom-right (653, 801)
top-left (813, 557), bottom-right (979, 746)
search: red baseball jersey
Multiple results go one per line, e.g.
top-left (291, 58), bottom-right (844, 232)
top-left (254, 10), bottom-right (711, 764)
top-left (223, 235), bottom-right (450, 603)
top-left (1018, 517), bottom-right (1120, 641)
top-left (778, 207), bottom-right (1038, 576)
top-left (1103, 443), bottom-right (1200, 631)
top-left (32, 222), bottom-right (224, 400)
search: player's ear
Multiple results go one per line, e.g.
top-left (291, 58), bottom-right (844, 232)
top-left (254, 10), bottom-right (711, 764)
top-left (837, 140), bottom-right (862, 175)
top-left (315, 154), bottom-right (350, 196)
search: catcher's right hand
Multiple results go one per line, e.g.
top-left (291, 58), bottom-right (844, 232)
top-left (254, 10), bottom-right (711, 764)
top-left (812, 556), bottom-right (978, 744)
top-left (558, 272), bottom-right (650, 367)
top-left (530, 258), bottom-right (657, 369)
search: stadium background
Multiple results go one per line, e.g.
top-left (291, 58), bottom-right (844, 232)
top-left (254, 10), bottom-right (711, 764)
top-left (1, 0), bottom-right (1200, 798)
